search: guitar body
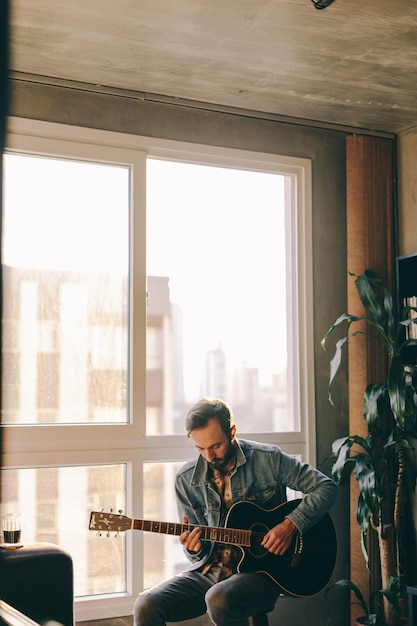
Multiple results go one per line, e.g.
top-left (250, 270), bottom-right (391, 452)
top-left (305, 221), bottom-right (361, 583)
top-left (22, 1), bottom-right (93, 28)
top-left (225, 498), bottom-right (337, 597)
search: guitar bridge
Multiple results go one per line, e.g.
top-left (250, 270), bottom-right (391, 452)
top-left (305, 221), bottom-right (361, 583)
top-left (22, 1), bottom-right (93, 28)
top-left (290, 532), bottom-right (303, 567)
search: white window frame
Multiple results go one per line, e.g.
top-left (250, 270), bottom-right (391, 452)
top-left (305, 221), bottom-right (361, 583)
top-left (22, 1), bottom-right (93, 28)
top-left (2, 116), bottom-right (314, 622)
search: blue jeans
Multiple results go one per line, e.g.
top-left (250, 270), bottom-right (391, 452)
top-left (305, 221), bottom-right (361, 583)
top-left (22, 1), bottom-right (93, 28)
top-left (133, 569), bottom-right (280, 626)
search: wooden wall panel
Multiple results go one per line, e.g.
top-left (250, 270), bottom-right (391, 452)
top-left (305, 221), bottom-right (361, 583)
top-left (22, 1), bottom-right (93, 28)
top-left (346, 135), bottom-right (395, 617)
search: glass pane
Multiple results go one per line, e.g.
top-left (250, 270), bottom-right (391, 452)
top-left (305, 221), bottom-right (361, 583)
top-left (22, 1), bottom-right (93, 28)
top-left (0, 464), bottom-right (127, 597)
top-left (143, 462), bottom-right (189, 589)
top-left (2, 153), bottom-right (129, 424)
top-left (147, 160), bottom-right (291, 435)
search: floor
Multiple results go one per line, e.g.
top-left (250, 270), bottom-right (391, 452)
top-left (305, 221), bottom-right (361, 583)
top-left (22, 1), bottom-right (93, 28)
top-left (76, 618), bottom-right (133, 626)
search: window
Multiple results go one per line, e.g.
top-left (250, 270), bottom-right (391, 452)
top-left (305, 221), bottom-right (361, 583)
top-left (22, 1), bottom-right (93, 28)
top-left (1, 464), bottom-right (127, 595)
top-left (1, 118), bottom-right (313, 622)
top-left (146, 159), bottom-right (295, 434)
top-left (2, 152), bottom-right (130, 426)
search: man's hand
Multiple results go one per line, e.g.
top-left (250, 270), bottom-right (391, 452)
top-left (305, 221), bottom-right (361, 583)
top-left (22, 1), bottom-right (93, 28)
top-left (180, 516), bottom-right (202, 553)
top-left (261, 517), bottom-right (298, 555)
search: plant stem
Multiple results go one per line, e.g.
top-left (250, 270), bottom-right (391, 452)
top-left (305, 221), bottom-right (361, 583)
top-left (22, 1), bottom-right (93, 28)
top-left (378, 524), bottom-right (399, 626)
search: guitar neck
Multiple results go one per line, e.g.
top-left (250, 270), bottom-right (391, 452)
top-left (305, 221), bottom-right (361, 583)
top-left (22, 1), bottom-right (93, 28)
top-left (132, 518), bottom-right (252, 547)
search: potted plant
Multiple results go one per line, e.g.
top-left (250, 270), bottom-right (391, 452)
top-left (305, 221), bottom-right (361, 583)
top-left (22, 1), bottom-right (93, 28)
top-left (326, 577), bottom-right (401, 626)
top-left (321, 269), bottom-right (417, 626)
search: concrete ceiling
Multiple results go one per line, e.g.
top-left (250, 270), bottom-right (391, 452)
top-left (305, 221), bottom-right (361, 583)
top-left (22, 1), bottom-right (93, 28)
top-left (9, 0), bottom-right (417, 135)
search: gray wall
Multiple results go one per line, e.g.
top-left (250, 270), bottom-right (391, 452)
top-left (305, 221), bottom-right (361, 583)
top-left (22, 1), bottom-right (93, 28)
top-left (8, 78), bottom-right (351, 626)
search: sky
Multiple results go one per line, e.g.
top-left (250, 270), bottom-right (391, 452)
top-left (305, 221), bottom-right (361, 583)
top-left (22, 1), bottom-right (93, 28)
top-left (3, 154), bottom-right (129, 273)
top-left (147, 159), bottom-right (287, 393)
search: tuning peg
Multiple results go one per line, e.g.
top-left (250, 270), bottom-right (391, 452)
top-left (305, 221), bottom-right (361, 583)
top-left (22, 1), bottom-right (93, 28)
top-left (109, 508), bottom-right (113, 513)
top-left (118, 509), bottom-right (123, 514)
top-left (96, 531), bottom-right (102, 537)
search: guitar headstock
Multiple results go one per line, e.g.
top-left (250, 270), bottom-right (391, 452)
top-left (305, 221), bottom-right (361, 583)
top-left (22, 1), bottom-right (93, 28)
top-left (89, 509), bottom-right (132, 536)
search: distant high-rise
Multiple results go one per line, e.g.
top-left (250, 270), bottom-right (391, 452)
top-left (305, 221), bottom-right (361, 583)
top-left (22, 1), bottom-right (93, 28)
top-left (204, 346), bottom-right (227, 399)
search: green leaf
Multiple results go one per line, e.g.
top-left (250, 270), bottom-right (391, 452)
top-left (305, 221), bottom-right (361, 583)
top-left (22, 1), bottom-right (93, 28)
top-left (327, 336), bottom-right (349, 404)
top-left (379, 577), bottom-right (401, 615)
top-left (360, 529), bottom-right (369, 566)
top-left (321, 312), bottom-right (365, 346)
top-left (321, 312), bottom-right (366, 404)
top-left (380, 589), bottom-right (401, 615)
top-left (382, 286), bottom-right (395, 342)
top-left (331, 436), bottom-right (373, 488)
top-left (331, 434), bottom-right (370, 458)
top-left (356, 493), bottom-right (374, 531)
top-left (355, 270), bottom-right (397, 352)
top-left (355, 271), bottom-right (386, 332)
top-left (355, 465), bottom-right (377, 509)
top-left (333, 456), bottom-right (357, 485)
top-left (331, 438), bottom-right (354, 483)
top-left (331, 436), bottom-right (351, 455)
top-left (326, 579), bottom-right (369, 616)
top-left (363, 383), bottom-right (388, 430)
top-left (388, 354), bottom-right (407, 429)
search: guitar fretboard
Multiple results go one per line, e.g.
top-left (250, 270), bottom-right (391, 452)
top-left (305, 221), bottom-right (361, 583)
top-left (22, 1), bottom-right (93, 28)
top-left (133, 519), bottom-right (252, 547)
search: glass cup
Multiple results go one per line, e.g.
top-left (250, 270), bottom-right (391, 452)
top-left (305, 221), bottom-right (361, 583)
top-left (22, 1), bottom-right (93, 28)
top-left (1, 513), bottom-right (22, 548)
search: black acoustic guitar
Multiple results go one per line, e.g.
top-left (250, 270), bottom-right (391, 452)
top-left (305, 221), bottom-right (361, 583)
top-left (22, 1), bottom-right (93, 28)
top-left (89, 498), bottom-right (337, 597)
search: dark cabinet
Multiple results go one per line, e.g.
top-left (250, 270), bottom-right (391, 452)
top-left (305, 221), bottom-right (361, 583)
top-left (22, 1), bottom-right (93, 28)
top-left (395, 252), bottom-right (417, 363)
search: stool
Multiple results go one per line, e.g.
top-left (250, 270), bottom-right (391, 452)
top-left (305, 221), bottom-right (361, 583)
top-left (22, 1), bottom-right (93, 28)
top-left (252, 613), bottom-right (269, 626)
top-left (0, 542), bottom-right (74, 626)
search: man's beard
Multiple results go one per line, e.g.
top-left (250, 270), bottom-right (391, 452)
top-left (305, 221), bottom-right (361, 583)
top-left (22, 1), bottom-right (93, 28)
top-left (209, 440), bottom-right (236, 473)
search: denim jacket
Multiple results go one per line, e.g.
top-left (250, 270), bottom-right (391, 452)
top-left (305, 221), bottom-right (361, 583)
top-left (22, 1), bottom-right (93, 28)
top-left (175, 437), bottom-right (338, 569)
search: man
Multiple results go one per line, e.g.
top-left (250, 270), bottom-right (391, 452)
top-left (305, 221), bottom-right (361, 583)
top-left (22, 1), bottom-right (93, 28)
top-left (134, 398), bottom-right (338, 626)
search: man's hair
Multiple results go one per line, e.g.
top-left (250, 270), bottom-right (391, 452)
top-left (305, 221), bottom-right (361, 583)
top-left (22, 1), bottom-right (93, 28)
top-left (185, 398), bottom-right (234, 438)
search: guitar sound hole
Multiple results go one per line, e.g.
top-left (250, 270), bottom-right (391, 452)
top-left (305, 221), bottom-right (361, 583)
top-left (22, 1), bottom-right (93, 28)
top-left (249, 523), bottom-right (269, 558)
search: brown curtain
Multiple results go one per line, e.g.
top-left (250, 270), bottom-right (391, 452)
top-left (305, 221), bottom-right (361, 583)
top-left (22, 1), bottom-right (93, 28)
top-left (346, 134), bottom-right (396, 611)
